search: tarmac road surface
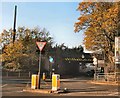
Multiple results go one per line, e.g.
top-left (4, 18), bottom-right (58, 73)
top-left (1, 76), bottom-right (120, 96)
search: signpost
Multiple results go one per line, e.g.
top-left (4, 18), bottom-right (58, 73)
top-left (36, 42), bottom-right (46, 89)
top-left (115, 37), bottom-right (120, 70)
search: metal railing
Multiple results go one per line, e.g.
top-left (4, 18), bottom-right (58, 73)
top-left (1, 71), bottom-right (32, 78)
top-left (94, 72), bottom-right (120, 82)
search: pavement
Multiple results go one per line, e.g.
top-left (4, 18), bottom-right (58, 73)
top-left (88, 80), bottom-right (119, 86)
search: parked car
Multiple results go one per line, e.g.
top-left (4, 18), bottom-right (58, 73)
top-left (79, 63), bottom-right (95, 76)
top-left (85, 63), bottom-right (95, 76)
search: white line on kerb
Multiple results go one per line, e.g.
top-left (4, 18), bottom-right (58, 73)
top-left (1, 84), bottom-right (8, 88)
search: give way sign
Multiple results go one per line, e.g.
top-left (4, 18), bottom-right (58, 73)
top-left (36, 42), bottom-right (46, 51)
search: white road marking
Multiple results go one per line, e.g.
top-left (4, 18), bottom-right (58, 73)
top-left (1, 84), bottom-right (8, 88)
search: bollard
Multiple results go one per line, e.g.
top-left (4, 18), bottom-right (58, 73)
top-left (31, 74), bottom-right (38, 89)
top-left (52, 74), bottom-right (60, 91)
top-left (42, 73), bottom-right (46, 81)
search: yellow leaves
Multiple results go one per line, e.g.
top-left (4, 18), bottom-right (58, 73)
top-left (114, 7), bottom-right (118, 13)
top-left (96, 17), bottom-right (102, 21)
top-left (75, 15), bottom-right (90, 30)
top-left (75, 2), bottom-right (119, 65)
top-left (77, 2), bottom-right (94, 11)
top-left (77, 2), bottom-right (86, 10)
top-left (2, 41), bottom-right (24, 62)
top-left (1, 26), bottom-right (54, 71)
top-left (78, 15), bottom-right (89, 22)
top-left (75, 21), bottom-right (82, 25)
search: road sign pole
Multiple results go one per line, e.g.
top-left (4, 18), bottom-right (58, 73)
top-left (36, 41), bottom-right (46, 89)
top-left (38, 50), bottom-right (41, 89)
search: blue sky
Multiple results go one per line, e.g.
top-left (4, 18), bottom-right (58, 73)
top-left (1, 1), bottom-right (84, 48)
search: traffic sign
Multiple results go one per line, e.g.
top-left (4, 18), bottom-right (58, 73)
top-left (36, 41), bottom-right (46, 89)
top-left (36, 42), bottom-right (46, 51)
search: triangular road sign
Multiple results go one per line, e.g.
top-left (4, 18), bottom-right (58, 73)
top-left (36, 42), bottom-right (46, 51)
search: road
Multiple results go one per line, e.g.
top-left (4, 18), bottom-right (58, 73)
top-left (1, 76), bottom-right (120, 97)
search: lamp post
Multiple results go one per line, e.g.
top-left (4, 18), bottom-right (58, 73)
top-left (13, 5), bottom-right (17, 44)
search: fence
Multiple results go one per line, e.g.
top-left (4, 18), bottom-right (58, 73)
top-left (94, 72), bottom-right (120, 82)
top-left (2, 71), bottom-right (32, 78)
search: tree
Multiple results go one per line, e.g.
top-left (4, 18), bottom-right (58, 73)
top-left (2, 41), bottom-right (24, 70)
top-left (1, 26), bottom-right (54, 71)
top-left (74, 2), bottom-right (119, 67)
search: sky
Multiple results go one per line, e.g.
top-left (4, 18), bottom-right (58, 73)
top-left (1, 1), bottom-right (84, 48)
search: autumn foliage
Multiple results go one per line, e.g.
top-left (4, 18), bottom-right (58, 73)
top-left (74, 2), bottom-right (120, 67)
top-left (1, 27), bottom-right (53, 71)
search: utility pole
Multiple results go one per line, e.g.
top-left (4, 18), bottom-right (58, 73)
top-left (13, 5), bottom-right (17, 44)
